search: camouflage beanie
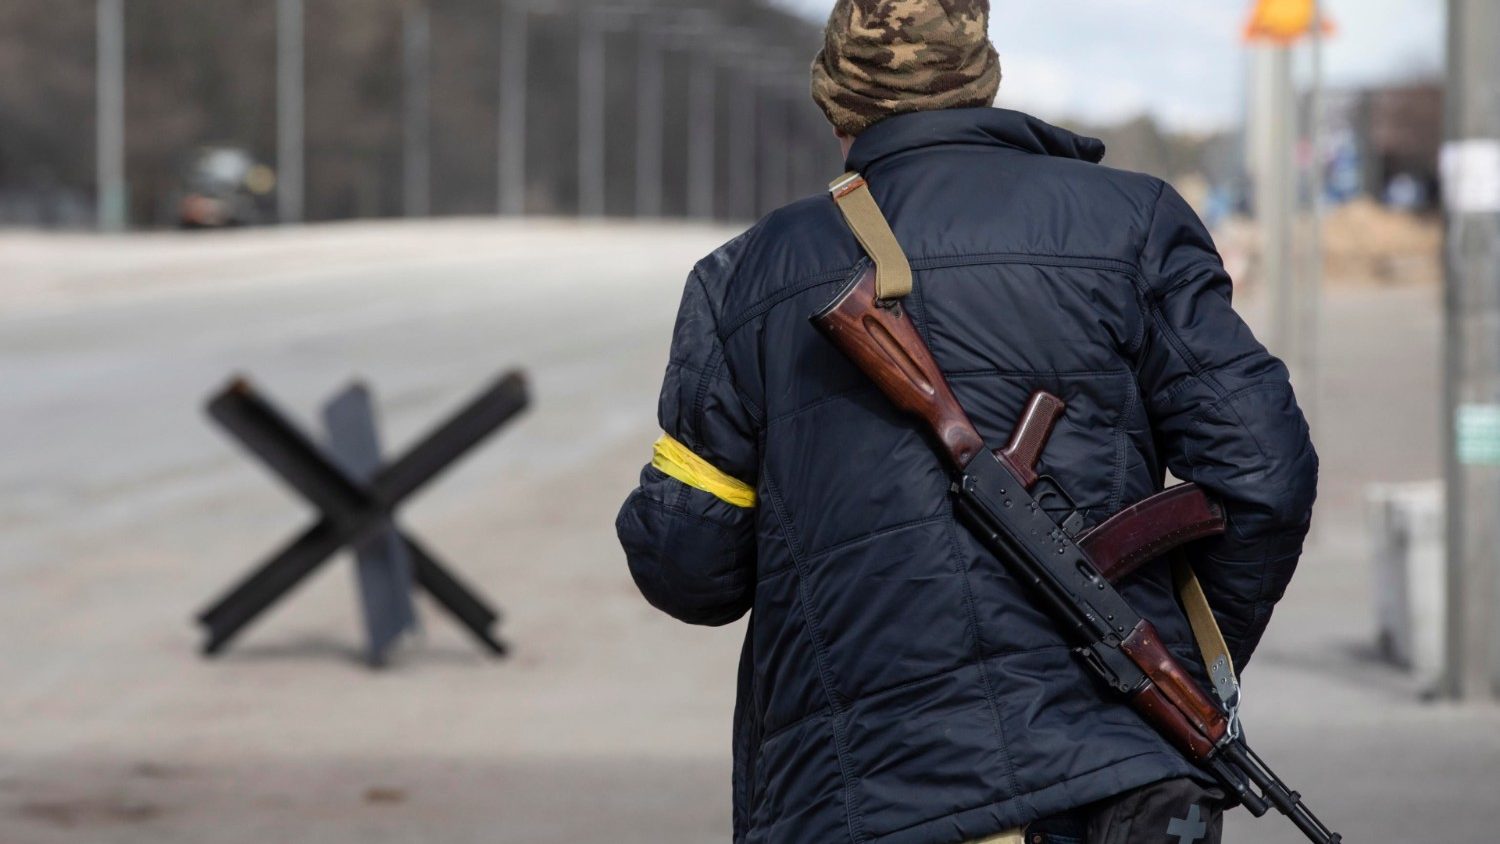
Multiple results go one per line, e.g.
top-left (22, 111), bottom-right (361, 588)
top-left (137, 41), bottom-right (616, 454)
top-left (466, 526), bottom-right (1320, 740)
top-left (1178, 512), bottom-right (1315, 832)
top-left (811, 0), bottom-right (1001, 137)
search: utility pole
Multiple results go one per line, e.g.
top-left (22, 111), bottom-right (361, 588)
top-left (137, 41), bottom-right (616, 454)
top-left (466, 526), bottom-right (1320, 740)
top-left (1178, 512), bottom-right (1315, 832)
top-left (577, 9), bottom-right (607, 217)
top-left (96, 0), bottom-right (126, 231)
top-left (403, 0), bottom-right (432, 218)
top-left (1442, 0), bottom-right (1500, 701)
top-left (1252, 45), bottom-right (1297, 363)
top-left (1244, 0), bottom-right (1334, 402)
top-left (499, 1), bottom-right (529, 216)
top-left (1297, 0), bottom-right (1327, 438)
top-left (277, 0), bottom-right (305, 224)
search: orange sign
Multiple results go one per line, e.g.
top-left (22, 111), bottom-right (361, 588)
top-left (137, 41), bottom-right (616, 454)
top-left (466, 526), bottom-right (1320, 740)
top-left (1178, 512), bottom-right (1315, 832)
top-left (1243, 0), bottom-right (1335, 44)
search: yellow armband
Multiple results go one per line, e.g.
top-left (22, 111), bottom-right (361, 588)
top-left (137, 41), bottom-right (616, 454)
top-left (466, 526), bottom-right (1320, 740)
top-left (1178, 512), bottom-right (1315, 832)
top-left (652, 434), bottom-right (756, 509)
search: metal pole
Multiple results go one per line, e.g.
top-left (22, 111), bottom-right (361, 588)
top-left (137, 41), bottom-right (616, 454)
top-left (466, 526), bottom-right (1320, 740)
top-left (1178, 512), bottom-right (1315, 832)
top-left (1254, 46), bottom-right (1296, 361)
top-left (727, 71), bottom-right (757, 220)
top-left (781, 88), bottom-right (799, 206)
top-left (636, 28), bottom-right (664, 218)
top-left (578, 10), bottom-right (606, 217)
top-left (1272, 45), bottom-right (1296, 362)
top-left (277, 0), bottom-right (305, 224)
top-left (96, 0), bottom-right (126, 231)
top-left (687, 51), bottom-right (716, 219)
top-left (499, 1), bottom-right (528, 216)
top-left (793, 105), bottom-right (818, 204)
top-left (761, 88), bottom-right (788, 215)
top-left (1442, 0), bottom-right (1500, 701)
top-left (1298, 2), bottom-right (1326, 443)
top-left (642, 13), bottom-right (723, 219)
top-left (402, 0), bottom-right (432, 218)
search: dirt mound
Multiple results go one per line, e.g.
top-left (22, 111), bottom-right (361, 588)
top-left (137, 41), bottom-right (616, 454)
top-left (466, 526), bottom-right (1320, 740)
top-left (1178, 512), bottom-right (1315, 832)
top-left (1214, 200), bottom-right (1441, 291)
top-left (1323, 199), bottom-right (1442, 286)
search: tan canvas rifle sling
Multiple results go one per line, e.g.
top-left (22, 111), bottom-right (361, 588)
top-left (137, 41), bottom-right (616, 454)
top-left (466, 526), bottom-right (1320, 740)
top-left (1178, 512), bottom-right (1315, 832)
top-left (827, 170), bottom-right (1241, 713)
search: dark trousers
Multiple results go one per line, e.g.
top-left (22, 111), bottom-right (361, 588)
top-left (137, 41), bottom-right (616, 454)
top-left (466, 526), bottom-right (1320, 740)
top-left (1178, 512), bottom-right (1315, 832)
top-left (1027, 778), bottom-right (1226, 844)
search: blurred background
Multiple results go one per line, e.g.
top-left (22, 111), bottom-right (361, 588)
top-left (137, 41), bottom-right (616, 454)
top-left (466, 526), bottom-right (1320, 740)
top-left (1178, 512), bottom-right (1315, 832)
top-left (2, 0), bottom-right (1497, 842)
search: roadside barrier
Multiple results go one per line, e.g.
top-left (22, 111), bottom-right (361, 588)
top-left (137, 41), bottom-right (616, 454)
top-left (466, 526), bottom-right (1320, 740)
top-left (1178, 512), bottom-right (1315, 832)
top-left (195, 371), bottom-right (528, 666)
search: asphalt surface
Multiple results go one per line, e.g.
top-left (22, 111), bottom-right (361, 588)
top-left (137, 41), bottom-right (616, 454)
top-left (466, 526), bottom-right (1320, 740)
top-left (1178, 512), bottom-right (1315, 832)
top-left (1, 220), bottom-right (1496, 843)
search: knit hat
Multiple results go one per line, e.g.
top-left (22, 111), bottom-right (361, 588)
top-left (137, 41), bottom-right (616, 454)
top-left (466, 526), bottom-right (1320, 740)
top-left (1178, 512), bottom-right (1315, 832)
top-left (811, 0), bottom-right (1001, 136)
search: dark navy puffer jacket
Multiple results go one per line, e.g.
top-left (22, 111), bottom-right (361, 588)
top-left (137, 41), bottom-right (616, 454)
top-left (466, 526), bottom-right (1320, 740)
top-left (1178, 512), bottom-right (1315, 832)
top-left (616, 108), bottom-right (1317, 844)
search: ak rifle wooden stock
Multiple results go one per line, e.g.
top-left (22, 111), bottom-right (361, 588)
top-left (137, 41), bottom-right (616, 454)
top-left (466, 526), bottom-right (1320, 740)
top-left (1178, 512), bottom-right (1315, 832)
top-left (812, 266), bottom-right (1343, 844)
top-left (996, 393), bottom-right (1227, 585)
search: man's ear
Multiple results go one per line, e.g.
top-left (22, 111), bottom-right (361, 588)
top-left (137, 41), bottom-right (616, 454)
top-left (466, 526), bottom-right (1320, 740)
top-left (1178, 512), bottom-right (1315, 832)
top-left (835, 127), bottom-right (856, 160)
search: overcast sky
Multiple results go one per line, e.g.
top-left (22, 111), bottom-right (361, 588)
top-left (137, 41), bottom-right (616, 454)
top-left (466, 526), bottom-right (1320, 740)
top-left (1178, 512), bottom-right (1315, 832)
top-left (774, 0), bottom-right (1445, 130)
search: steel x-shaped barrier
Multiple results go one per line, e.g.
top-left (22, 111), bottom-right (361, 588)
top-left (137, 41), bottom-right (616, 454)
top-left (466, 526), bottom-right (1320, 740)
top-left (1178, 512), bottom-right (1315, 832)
top-left (196, 371), bottom-right (528, 665)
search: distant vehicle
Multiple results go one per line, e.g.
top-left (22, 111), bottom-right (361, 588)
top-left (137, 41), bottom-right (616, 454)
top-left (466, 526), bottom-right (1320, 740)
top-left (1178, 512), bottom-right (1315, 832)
top-left (177, 146), bottom-right (276, 228)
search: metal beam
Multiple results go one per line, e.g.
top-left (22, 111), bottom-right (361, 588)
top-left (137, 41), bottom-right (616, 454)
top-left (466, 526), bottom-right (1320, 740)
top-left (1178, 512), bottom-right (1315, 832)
top-left (323, 385), bottom-right (418, 665)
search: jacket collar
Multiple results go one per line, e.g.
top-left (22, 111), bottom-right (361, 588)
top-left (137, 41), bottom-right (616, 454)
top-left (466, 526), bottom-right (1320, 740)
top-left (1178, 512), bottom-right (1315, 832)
top-left (844, 107), bottom-right (1106, 173)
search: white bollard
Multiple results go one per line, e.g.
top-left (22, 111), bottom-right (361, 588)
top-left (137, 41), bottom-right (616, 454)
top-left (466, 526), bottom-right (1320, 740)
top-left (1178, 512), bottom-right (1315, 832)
top-left (1365, 482), bottom-right (1446, 695)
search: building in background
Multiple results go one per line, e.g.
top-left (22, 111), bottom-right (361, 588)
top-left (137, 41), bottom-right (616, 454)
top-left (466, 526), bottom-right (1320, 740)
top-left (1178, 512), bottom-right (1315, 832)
top-left (1322, 82), bottom-right (1444, 211)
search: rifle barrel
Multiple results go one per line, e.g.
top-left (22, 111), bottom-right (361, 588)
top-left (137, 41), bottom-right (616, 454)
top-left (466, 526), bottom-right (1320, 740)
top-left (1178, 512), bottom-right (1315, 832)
top-left (1222, 740), bottom-right (1343, 844)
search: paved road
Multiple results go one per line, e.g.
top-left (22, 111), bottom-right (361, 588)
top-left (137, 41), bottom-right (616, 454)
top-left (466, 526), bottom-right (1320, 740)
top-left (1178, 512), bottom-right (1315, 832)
top-left (0, 221), bottom-right (1495, 843)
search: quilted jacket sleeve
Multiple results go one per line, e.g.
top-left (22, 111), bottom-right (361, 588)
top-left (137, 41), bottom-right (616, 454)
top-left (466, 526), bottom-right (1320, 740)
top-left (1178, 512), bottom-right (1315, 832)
top-left (615, 250), bottom-right (760, 627)
top-left (1135, 182), bottom-right (1319, 670)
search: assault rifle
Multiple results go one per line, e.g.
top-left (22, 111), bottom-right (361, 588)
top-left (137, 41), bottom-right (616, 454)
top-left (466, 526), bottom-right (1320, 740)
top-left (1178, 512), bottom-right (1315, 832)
top-left (813, 266), bottom-right (1343, 844)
